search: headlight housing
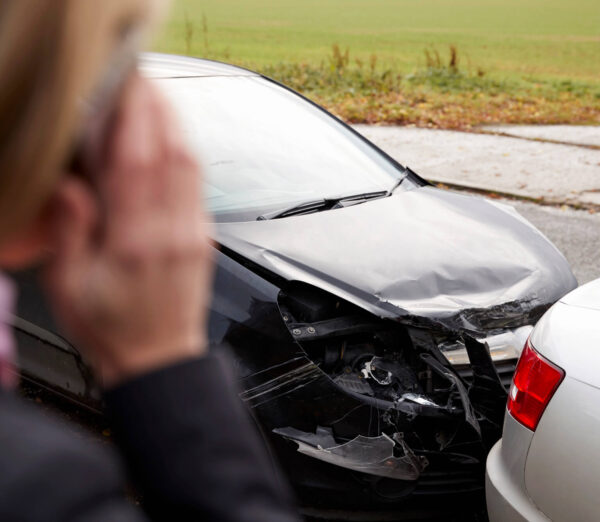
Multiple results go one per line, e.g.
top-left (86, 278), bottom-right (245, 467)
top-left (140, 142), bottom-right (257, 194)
top-left (440, 325), bottom-right (533, 366)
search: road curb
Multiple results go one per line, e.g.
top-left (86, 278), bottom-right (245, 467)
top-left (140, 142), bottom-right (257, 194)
top-left (471, 129), bottom-right (600, 151)
top-left (429, 178), bottom-right (600, 213)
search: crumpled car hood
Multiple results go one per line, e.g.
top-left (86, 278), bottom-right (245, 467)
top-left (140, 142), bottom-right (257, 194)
top-left (216, 186), bottom-right (577, 331)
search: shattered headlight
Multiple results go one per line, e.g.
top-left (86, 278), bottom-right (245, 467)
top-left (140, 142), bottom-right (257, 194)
top-left (440, 325), bottom-right (533, 366)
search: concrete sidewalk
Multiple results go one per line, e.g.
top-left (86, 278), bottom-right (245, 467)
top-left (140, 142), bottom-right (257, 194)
top-left (354, 124), bottom-right (600, 207)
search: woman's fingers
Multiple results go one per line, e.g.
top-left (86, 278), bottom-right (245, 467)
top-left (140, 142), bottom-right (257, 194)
top-left (100, 75), bottom-right (162, 226)
top-left (101, 76), bottom-right (201, 240)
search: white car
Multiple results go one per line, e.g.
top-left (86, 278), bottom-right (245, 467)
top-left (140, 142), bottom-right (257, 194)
top-left (486, 278), bottom-right (600, 521)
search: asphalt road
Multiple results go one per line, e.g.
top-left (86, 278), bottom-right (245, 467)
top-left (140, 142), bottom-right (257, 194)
top-left (356, 125), bottom-right (600, 208)
top-left (506, 198), bottom-right (600, 285)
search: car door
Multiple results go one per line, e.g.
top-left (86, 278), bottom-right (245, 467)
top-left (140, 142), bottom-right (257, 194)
top-left (10, 269), bottom-right (101, 409)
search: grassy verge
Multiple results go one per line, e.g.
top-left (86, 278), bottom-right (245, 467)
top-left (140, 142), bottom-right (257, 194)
top-left (257, 46), bottom-right (600, 128)
top-left (156, 0), bottom-right (600, 129)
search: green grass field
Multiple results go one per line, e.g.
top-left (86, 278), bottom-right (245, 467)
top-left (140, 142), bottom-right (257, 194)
top-left (155, 0), bottom-right (600, 127)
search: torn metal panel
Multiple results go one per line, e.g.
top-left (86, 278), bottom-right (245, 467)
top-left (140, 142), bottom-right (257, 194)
top-left (421, 353), bottom-right (481, 436)
top-left (463, 335), bottom-right (508, 428)
top-left (274, 426), bottom-right (428, 480)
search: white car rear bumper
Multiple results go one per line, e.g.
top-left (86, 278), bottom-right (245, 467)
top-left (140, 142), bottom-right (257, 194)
top-left (485, 412), bottom-right (549, 522)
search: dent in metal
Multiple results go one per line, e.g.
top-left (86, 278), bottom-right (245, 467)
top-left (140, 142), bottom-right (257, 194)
top-left (216, 187), bottom-right (577, 334)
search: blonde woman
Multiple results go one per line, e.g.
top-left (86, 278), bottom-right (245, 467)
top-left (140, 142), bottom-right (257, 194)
top-left (0, 1), bottom-right (297, 520)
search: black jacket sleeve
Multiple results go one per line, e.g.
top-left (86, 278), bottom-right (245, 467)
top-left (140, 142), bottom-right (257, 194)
top-left (104, 352), bottom-right (300, 522)
top-left (0, 391), bottom-right (147, 522)
top-left (0, 352), bottom-right (299, 522)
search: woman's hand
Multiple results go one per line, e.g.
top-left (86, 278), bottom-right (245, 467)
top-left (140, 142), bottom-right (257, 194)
top-left (45, 75), bottom-right (213, 387)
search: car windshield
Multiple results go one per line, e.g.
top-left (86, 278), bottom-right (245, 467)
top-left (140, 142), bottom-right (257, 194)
top-left (156, 75), bottom-right (409, 222)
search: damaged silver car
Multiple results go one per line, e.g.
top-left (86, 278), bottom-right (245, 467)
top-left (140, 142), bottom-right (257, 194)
top-left (12, 54), bottom-right (577, 520)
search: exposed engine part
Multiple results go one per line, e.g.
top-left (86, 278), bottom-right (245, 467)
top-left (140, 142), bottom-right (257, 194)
top-left (273, 280), bottom-right (509, 499)
top-left (396, 393), bottom-right (445, 409)
top-left (333, 372), bottom-right (373, 396)
top-left (439, 325), bottom-right (532, 366)
top-left (361, 357), bottom-right (393, 386)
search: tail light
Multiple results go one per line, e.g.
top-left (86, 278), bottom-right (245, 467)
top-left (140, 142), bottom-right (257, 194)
top-left (507, 339), bottom-right (565, 431)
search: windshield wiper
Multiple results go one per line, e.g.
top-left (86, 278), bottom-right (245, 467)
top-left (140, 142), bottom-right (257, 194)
top-left (257, 190), bottom-right (388, 220)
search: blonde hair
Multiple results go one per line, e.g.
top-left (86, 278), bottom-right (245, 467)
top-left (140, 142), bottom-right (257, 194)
top-left (0, 0), bottom-right (160, 242)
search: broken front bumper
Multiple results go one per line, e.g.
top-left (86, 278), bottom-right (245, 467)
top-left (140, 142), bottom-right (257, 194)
top-left (230, 276), bottom-right (526, 514)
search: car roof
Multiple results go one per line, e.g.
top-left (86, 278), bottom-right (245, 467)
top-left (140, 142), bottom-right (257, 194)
top-left (140, 52), bottom-right (258, 79)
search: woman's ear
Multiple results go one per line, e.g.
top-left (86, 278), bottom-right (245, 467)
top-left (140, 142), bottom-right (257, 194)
top-left (0, 205), bottom-right (55, 270)
top-left (0, 176), bottom-right (98, 271)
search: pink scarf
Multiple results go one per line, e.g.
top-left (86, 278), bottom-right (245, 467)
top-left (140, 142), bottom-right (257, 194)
top-left (0, 274), bottom-right (16, 389)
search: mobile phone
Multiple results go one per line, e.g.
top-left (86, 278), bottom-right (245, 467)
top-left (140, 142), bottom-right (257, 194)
top-left (68, 27), bottom-right (142, 182)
